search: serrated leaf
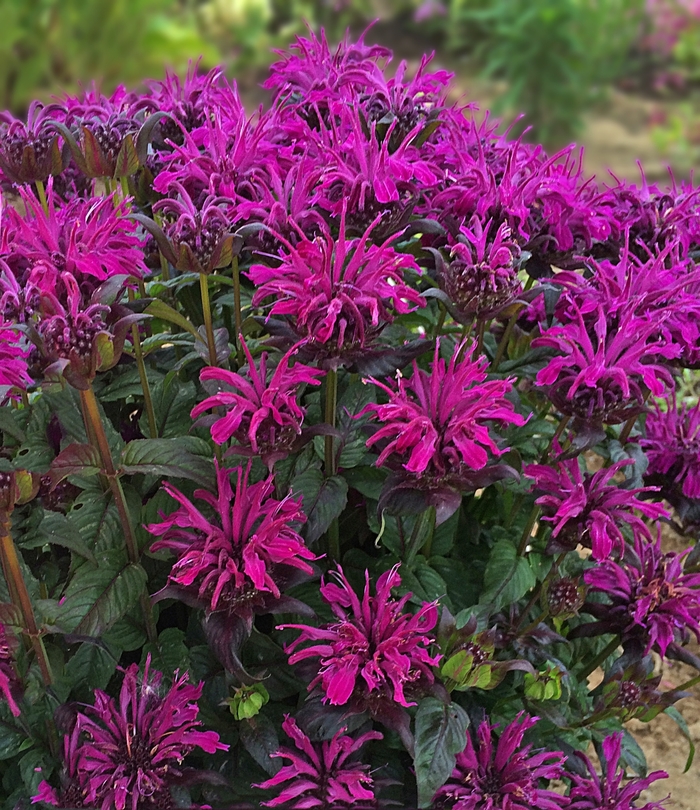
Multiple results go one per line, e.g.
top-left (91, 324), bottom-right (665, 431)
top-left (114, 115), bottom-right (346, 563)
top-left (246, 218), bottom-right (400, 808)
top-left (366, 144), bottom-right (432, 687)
top-left (120, 437), bottom-right (214, 488)
top-left (48, 443), bottom-right (102, 488)
top-left (58, 554), bottom-right (147, 636)
top-left (140, 374), bottom-right (197, 439)
top-left (479, 538), bottom-right (536, 610)
top-left (0, 408), bottom-right (25, 443)
top-left (291, 468), bottom-right (348, 543)
top-left (239, 715), bottom-right (282, 776)
top-left (64, 639), bottom-right (120, 690)
top-left (68, 486), bottom-right (122, 552)
top-left (142, 627), bottom-right (190, 676)
top-left (144, 299), bottom-right (201, 340)
top-left (19, 510), bottom-right (96, 563)
top-left (414, 697), bottom-right (470, 808)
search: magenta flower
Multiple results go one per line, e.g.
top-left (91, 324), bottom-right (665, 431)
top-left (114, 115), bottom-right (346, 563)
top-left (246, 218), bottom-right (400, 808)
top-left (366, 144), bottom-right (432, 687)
top-left (534, 302), bottom-right (675, 425)
top-left (364, 340), bottom-right (526, 478)
top-left (524, 455), bottom-right (668, 559)
top-left (282, 564), bottom-right (440, 708)
top-left (247, 212), bottom-right (424, 366)
top-left (0, 320), bottom-right (31, 401)
top-left (254, 715), bottom-right (383, 808)
top-left (264, 28), bottom-right (390, 105)
top-left (437, 218), bottom-right (522, 321)
top-left (582, 534), bottom-right (700, 657)
top-left (432, 713), bottom-right (568, 810)
top-left (48, 655), bottom-right (227, 810)
top-left (147, 462), bottom-right (317, 615)
top-left (641, 395), bottom-right (700, 499)
top-left (190, 340), bottom-right (324, 465)
top-left (5, 183), bottom-right (146, 284)
top-left (0, 623), bottom-right (21, 717)
top-left (568, 732), bottom-right (669, 810)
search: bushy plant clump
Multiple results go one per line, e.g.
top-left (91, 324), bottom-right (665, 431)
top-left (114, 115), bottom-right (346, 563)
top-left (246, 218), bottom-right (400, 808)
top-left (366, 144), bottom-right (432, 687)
top-left (1, 29), bottom-right (700, 809)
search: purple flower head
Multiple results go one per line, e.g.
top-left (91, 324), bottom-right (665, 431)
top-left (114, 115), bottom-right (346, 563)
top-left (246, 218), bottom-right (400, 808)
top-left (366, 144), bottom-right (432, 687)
top-left (153, 182), bottom-right (234, 274)
top-left (31, 274), bottom-right (137, 388)
top-left (147, 462), bottom-right (317, 616)
top-left (437, 218), bottom-right (522, 321)
top-left (144, 62), bottom-right (233, 146)
top-left (0, 319), bottom-right (31, 402)
top-left (0, 101), bottom-right (67, 184)
top-left (248, 212), bottom-right (424, 367)
top-left (432, 712), bottom-right (568, 810)
top-left (568, 732), bottom-right (668, 810)
top-left (6, 183), bottom-right (146, 287)
top-left (264, 28), bottom-right (390, 106)
top-left (583, 533), bottom-right (700, 657)
top-left (254, 715), bottom-right (383, 808)
top-left (534, 302), bottom-right (675, 426)
top-left (281, 564), bottom-right (440, 709)
top-left (313, 105), bottom-right (439, 234)
top-left (71, 655), bottom-right (227, 810)
top-left (364, 340), bottom-right (526, 479)
top-left (190, 340), bottom-right (324, 466)
top-left (524, 454), bottom-right (668, 559)
top-left (641, 394), bottom-right (700, 499)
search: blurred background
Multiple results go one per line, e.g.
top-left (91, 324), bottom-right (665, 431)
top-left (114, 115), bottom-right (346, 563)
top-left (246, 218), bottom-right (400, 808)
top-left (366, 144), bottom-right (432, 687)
top-left (2, 2), bottom-right (700, 807)
top-left (3, 0), bottom-right (700, 183)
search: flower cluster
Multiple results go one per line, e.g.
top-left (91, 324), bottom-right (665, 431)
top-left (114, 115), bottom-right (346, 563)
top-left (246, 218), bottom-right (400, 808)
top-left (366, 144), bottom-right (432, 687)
top-left (2, 26), bottom-right (699, 810)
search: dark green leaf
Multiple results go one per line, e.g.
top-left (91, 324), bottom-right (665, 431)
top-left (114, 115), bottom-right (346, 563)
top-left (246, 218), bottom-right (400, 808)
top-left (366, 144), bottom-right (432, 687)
top-left (64, 639), bottom-right (120, 690)
top-left (19, 510), bottom-right (96, 563)
top-left (0, 408), bottom-right (25, 443)
top-left (57, 552), bottom-right (147, 636)
top-left (68, 485), bottom-right (122, 553)
top-left (414, 697), bottom-right (470, 808)
top-left (479, 538), bottom-right (536, 610)
top-left (140, 373), bottom-right (197, 439)
top-left (239, 714), bottom-right (282, 776)
top-left (120, 437), bottom-right (215, 488)
top-left (291, 468), bottom-right (348, 544)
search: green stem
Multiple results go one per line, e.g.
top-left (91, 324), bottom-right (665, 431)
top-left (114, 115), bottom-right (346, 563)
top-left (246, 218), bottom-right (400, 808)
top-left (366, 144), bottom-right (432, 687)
top-left (517, 503), bottom-right (540, 556)
top-left (159, 251), bottom-right (171, 283)
top-left (199, 272), bottom-right (218, 367)
top-left (35, 180), bottom-right (49, 216)
top-left (475, 319), bottom-right (486, 357)
top-left (128, 289), bottom-right (157, 437)
top-left (80, 387), bottom-right (157, 644)
top-left (232, 256), bottom-right (243, 366)
top-left (324, 368), bottom-right (338, 477)
top-left (619, 414), bottom-right (638, 444)
top-left (515, 553), bottom-right (565, 633)
top-left (324, 368), bottom-right (339, 560)
top-left (434, 303), bottom-right (447, 338)
top-left (0, 510), bottom-right (52, 686)
top-left (492, 310), bottom-right (519, 370)
top-left (404, 508), bottom-right (436, 569)
top-left (542, 415), bottom-right (570, 462)
top-left (579, 636), bottom-right (620, 681)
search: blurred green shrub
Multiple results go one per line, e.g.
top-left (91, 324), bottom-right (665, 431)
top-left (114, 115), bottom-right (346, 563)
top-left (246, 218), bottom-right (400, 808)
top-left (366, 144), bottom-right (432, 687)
top-left (442, 0), bottom-right (645, 146)
top-left (0, 0), bottom-right (220, 114)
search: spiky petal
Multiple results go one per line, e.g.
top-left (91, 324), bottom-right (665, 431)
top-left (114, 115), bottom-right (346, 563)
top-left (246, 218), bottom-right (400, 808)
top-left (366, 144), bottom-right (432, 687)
top-left (282, 564), bottom-right (440, 708)
top-left (255, 715), bottom-right (383, 808)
